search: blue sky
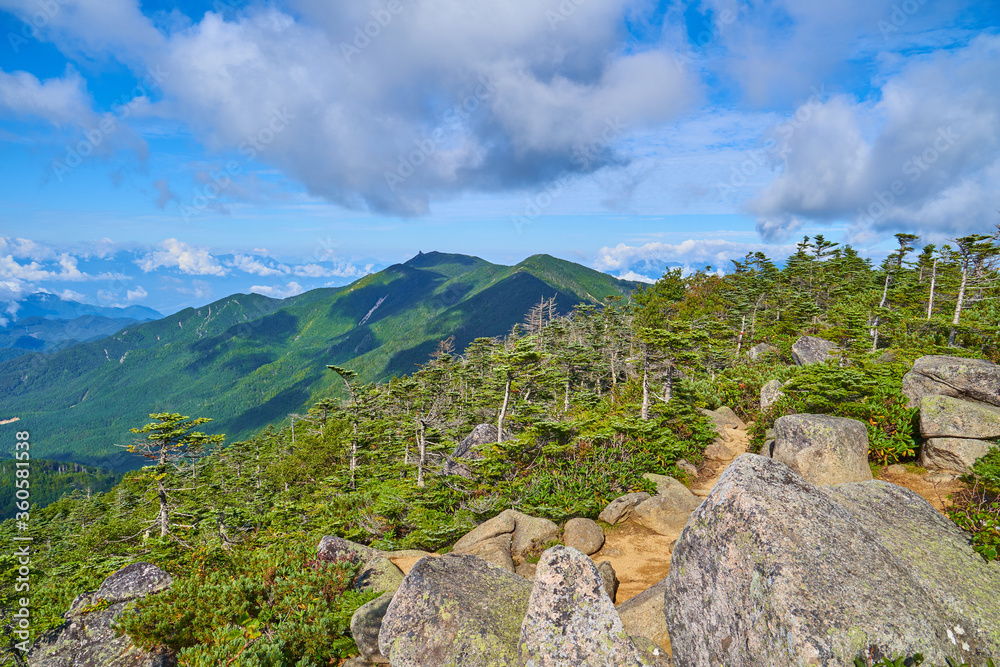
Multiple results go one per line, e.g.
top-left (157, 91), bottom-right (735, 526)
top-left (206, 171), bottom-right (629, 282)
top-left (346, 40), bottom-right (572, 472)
top-left (0, 0), bottom-right (997, 315)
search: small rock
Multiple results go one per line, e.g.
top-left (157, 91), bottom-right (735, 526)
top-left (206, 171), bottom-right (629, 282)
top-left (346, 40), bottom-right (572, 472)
top-left (704, 437), bottom-right (744, 461)
top-left (516, 561), bottom-right (538, 580)
top-left (597, 560), bottom-right (619, 603)
top-left (452, 509), bottom-right (517, 552)
top-left (675, 459), bottom-right (698, 480)
top-left (318, 535), bottom-right (382, 563)
top-left (350, 592), bottom-right (392, 664)
top-left (563, 518), bottom-right (605, 556)
top-left (444, 424), bottom-right (506, 478)
top-left (760, 379), bottom-right (785, 412)
top-left (510, 511), bottom-right (561, 561)
top-left (884, 463), bottom-right (908, 476)
top-left (379, 554), bottom-right (532, 667)
top-left (791, 335), bottom-right (840, 365)
top-left (927, 441), bottom-right (984, 475)
top-left (772, 414), bottom-right (873, 485)
top-left (454, 534), bottom-right (515, 572)
top-left (748, 342), bottom-right (778, 361)
top-left (617, 579), bottom-right (670, 655)
top-left (518, 546), bottom-right (646, 667)
top-left (598, 492), bottom-right (651, 525)
top-left (632, 493), bottom-right (701, 536)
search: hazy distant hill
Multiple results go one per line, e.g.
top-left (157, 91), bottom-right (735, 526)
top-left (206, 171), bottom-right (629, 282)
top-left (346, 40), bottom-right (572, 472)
top-left (0, 293), bottom-right (163, 359)
top-left (0, 253), bottom-right (636, 470)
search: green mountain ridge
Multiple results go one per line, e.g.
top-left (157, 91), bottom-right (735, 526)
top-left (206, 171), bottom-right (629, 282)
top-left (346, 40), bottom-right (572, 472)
top-left (0, 253), bottom-right (637, 470)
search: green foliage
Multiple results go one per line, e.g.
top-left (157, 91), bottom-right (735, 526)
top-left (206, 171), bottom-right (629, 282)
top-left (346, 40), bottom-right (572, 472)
top-left (117, 542), bottom-right (377, 665)
top-left (0, 458), bottom-right (119, 520)
top-left (855, 656), bottom-right (997, 667)
top-left (971, 446), bottom-right (1000, 492)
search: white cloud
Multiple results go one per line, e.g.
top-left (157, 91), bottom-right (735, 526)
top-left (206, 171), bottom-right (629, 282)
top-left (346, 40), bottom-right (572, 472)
top-left (126, 285), bottom-right (148, 301)
top-left (749, 34), bottom-right (1000, 241)
top-left (227, 254), bottom-right (289, 277)
top-left (250, 281), bottom-right (304, 299)
top-left (136, 238), bottom-right (227, 276)
top-left (616, 271), bottom-right (656, 284)
top-left (0, 67), bottom-right (94, 127)
top-left (59, 289), bottom-right (87, 302)
top-left (0, 252), bottom-right (104, 282)
top-left (595, 239), bottom-right (798, 274)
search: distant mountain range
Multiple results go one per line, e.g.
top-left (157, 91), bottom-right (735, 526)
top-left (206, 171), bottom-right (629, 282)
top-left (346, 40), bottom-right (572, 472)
top-left (0, 253), bottom-right (637, 470)
top-left (0, 293), bottom-right (162, 361)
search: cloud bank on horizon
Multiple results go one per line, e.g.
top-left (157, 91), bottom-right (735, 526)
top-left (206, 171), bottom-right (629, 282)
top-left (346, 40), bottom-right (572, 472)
top-left (0, 0), bottom-right (997, 305)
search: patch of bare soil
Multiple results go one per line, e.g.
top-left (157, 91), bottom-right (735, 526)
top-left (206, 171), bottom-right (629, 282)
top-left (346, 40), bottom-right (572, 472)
top-left (877, 465), bottom-right (968, 512)
top-left (592, 521), bottom-right (677, 604)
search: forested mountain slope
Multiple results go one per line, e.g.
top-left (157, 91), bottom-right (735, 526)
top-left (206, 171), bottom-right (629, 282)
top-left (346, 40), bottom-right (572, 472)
top-left (0, 253), bottom-right (637, 469)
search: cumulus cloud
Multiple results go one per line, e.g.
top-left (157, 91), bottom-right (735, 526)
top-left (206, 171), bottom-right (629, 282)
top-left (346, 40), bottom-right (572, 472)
top-left (251, 281), bottom-right (304, 299)
top-left (3, 0), bottom-right (699, 216)
top-left (227, 254), bottom-right (289, 277)
top-left (749, 34), bottom-right (1000, 241)
top-left (0, 67), bottom-right (94, 127)
top-left (595, 239), bottom-right (799, 275)
top-left (59, 289), bottom-right (87, 302)
top-left (136, 238), bottom-right (227, 275)
top-left (126, 285), bottom-right (148, 301)
top-left (616, 271), bottom-right (656, 284)
top-left (0, 252), bottom-right (106, 282)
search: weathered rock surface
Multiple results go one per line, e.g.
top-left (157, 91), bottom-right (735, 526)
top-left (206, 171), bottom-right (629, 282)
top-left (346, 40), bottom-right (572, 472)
top-left (664, 454), bottom-right (1000, 667)
top-left (772, 414), bottom-right (873, 485)
top-left (920, 437), bottom-right (996, 475)
top-left (632, 490), bottom-right (702, 537)
top-left (350, 592), bottom-right (392, 664)
top-left (452, 509), bottom-right (517, 552)
top-left (28, 563), bottom-right (175, 667)
top-left (597, 560), bottom-right (619, 604)
top-left (791, 335), bottom-right (840, 365)
top-left (598, 492), bottom-right (651, 525)
top-left (919, 394), bottom-right (1000, 439)
top-left (698, 406), bottom-right (745, 434)
top-left (444, 424), bottom-right (505, 478)
top-left (518, 546), bottom-right (647, 667)
top-left (379, 554), bottom-right (532, 667)
top-left (902, 355), bottom-right (1000, 409)
top-left (617, 579), bottom-right (670, 653)
top-left (748, 342), bottom-right (778, 361)
top-left (457, 534), bottom-right (515, 572)
top-left (563, 517), bottom-right (605, 556)
top-left (760, 379), bottom-right (785, 412)
top-left (675, 459), bottom-right (699, 480)
top-left (511, 512), bottom-right (560, 561)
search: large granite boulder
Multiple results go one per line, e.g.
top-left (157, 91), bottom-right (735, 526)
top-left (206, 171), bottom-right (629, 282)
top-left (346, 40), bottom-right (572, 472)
top-left (617, 579), bottom-right (670, 654)
top-left (350, 592), bottom-right (392, 665)
top-left (920, 437), bottom-right (996, 475)
top-left (791, 336), bottom-right (840, 365)
top-left (511, 513), bottom-right (560, 561)
top-left (518, 546), bottom-right (647, 667)
top-left (563, 518), bottom-right (605, 556)
top-left (317, 536), bottom-right (403, 594)
top-left (760, 379), bottom-right (785, 412)
top-left (772, 414), bottom-right (873, 485)
top-left (28, 563), bottom-right (175, 667)
top-left (452, 510), bottom-right (559, 566)
top-left (664, 454), bottom-right (1000, 667)
top-left (444, 424), bottom-right (505, 478)
top-left (632, 480), bottom-right (703, 537)
top-left (378, 554), bottom-right (532, 667)
top-left (598, 492), bottom-right (651, 525)
top-left (919, 395), bottom-right (1000, 439)
top-left (902, 355), bottom-right (1000, 409)
top-left (748, 343), bottom-right (778, 361)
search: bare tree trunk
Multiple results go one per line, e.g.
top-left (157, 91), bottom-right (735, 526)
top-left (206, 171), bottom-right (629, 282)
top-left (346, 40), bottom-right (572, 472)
top-left (417, 420), bottom-right (426, 488)
top-left (871, 273), bottom-right (891, 352)
top-left (564, 377), bottom-right (570, 412)
top-left (640, 345), bottom-right (650, 421)
top-left (735, 315), bottom-right (746, 356)
top-left (949, 266), bottom-right (968, 346)
top-left (497, 375), bottom-right (512, 442)
top-left (927, 258), bottom-right (938, 320)
top-left (663, 364), bottom-right (673, 403)
top-left (350, 422), bottom-right (358, 489)
top-left (157, 478), bottom-right (169, 538)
